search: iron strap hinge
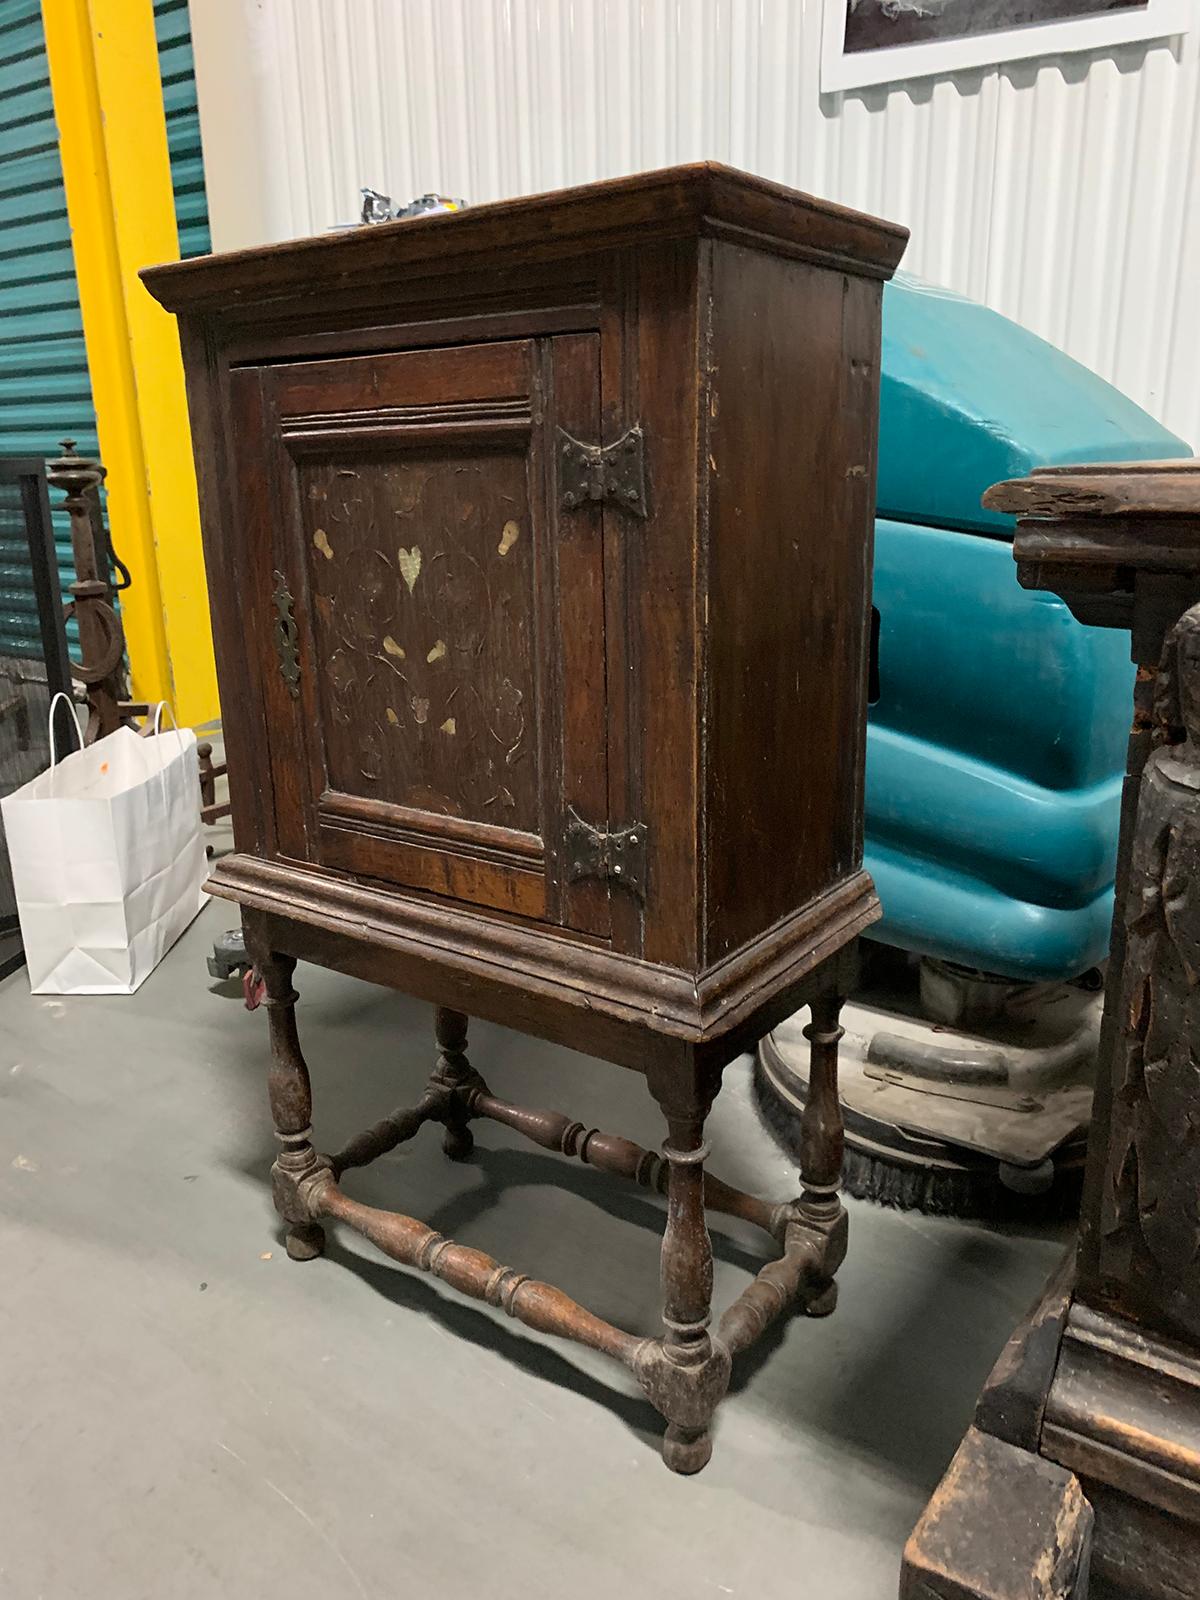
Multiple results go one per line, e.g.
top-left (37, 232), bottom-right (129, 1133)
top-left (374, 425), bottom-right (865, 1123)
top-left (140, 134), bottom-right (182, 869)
top-left (557, 426), bottom-right (648, 518)
top-left (565, 807), bottom-right (649, 900)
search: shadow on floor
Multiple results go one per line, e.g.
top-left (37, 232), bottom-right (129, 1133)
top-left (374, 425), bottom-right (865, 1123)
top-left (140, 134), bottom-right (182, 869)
top-left (208, 946), bottom-right (1069, 1500)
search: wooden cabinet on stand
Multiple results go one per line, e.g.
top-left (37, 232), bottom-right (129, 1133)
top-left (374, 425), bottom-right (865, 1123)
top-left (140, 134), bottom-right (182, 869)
top-left (143, 164), bottom-right (906, 1470)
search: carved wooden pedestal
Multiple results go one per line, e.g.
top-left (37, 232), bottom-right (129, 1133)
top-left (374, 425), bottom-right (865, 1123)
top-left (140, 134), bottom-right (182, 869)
top-left (902, 462), bottom-right (1200, 1598)
top-left (256, 938), bottom-right (849, 1472)
top-left (44, 441), bottom-right (129, 744)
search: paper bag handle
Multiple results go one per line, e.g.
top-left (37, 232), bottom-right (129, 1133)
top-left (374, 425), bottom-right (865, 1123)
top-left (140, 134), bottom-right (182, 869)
top-left (150, 701), bottom-right (190, 754)
top-left (147, 701), bottom-right (190, 812)
top-left (47, 692), bottom-right (84, 767)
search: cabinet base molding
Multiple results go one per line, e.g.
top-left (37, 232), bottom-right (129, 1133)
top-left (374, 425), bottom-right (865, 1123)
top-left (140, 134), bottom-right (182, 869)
top-left (903, 1258), bottom-right (1200, 1600)
top-left (900, 1426), bottom-right (1093, 1600)
top-left (216, 854), bottom-right (876, 1074)
top-left (1043, 1305), bottom-right (1200, 1598)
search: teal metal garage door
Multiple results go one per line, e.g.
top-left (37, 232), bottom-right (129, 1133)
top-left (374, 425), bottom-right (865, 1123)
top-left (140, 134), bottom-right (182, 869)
top-left (0, 0), bottom-right (210, 662)
top-left (0, 0), bottom-right (97, 658)
top-left (156, 0), bottom-right (211, 260)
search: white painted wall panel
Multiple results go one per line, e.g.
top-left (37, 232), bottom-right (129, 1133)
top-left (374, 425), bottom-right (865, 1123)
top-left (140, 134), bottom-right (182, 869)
top-left (193, 0), bottom-right (1200, 445)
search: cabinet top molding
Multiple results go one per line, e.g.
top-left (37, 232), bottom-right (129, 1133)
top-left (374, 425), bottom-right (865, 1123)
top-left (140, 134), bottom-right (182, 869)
top-left (140, 161), bottom-right (909, 315)
top-left (985, 459), bottom-right (1200, 522)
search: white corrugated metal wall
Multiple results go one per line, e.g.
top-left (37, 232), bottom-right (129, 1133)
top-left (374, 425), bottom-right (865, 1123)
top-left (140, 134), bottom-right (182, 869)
top-left (203, 0), bottom-right (1200, 446)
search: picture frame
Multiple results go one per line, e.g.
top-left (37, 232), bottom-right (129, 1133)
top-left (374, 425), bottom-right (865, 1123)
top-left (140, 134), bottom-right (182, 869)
top-left (820, 0), bottom-right (1193, 94)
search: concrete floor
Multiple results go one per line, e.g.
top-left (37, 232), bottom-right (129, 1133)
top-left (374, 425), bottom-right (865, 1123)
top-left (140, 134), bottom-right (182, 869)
top-left (0, 894), bottom-right (1072, 1600)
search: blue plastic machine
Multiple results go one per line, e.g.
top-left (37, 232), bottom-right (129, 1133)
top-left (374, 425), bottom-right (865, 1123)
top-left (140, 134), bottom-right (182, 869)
top-left (866, 276), bottom-right (1191, 983)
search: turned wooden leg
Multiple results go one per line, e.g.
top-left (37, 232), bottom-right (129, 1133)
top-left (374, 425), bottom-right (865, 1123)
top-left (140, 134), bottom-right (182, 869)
top-left (260, 952), bottom-right (326, 1262)
top-left (799, 993), bottom-right (846, 1316)
top-left (661, 1123), bottom-right (716, 1472)
top-left (431, 1007), bottom-right (475, 1161)
top-left (197, 741), bottom-right (216, 810)
top-left (637, 1094), bottom-right (729, 1475)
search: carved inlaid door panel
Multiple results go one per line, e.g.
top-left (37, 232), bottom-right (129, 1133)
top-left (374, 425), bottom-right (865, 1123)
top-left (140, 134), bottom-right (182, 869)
top-left (231, 335), bottom-right (610, 934)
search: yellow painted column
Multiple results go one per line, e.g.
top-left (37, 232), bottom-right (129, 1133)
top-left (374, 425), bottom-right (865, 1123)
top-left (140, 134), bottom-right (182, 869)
top-left (42, 0), bottom-right (219, 727)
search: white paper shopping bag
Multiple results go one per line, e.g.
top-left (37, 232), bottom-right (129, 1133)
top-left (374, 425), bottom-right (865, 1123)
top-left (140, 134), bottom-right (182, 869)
top-left (1, 696), bottom-right (207, 994)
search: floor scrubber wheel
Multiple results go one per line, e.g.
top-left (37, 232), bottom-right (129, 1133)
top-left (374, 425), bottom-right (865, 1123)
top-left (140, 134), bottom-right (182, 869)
top-left (754, 948), bottom-right (1095, 1221)
top-left (755, 1030), bottom-right (1087, 1221)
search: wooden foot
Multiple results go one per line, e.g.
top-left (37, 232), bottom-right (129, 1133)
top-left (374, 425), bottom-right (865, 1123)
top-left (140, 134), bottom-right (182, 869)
top-left (663, 1423), bottom-right (713, 1476)
top-left (803, 1280), bottom-right (838, 1317)
top-left (442, 1123), bottom-right (474, 1161)
top-left (286, 1222), bottom-right (326, 1261)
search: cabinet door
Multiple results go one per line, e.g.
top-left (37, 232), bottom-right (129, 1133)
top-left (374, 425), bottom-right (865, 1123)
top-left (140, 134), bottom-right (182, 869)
top-left (232, 335), bottom-right (610, 937)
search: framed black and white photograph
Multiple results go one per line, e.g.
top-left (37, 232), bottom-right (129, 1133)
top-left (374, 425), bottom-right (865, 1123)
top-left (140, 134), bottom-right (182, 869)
top-left (821, 0), bottom-right (1192, 92)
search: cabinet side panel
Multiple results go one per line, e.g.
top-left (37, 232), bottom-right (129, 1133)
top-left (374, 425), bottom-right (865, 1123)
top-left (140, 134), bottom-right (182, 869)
top-left (702, 244), bottom-right (882, 964)
top-left (177, 317), bottom-right (270, 855)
